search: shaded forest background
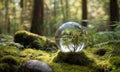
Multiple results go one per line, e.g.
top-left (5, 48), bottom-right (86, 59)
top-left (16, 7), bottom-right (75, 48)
top-left (0, 0), bottom-right (120, 36)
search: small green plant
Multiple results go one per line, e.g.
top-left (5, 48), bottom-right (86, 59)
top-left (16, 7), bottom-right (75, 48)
top-left (30, 38), bottom-right (47, 50)
top-left (114, 22), bottom-right (120, 31)
top-left (33, 39), bottom-right (46, 47)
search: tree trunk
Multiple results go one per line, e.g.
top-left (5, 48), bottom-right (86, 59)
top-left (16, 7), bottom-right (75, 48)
top-left (5, 0), bottom-right (10, 33)
top-left (109, 0), bottom-right (119, 30)
top-left (65, 0), bottom-right (69, 21)
top-left (61, 0), bottom-right (70, 22)
top-left (60, 0), bottom-right (66, 22)
top-left (82, 0), bottom-right (88, 27)
top-left (20, 0), bottom-right (24, 29)
top-left (30, 0), bottom-right (44, 35)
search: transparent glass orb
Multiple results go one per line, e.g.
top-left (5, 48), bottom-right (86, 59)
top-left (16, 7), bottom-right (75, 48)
top-left (55, 22), bottom-right (85, 52)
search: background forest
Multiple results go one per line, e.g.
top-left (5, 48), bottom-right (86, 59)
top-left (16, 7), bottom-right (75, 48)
top-left (0, 0), bottom-right (120, 72)
top-left (0, 0), bottom-right (120, 35)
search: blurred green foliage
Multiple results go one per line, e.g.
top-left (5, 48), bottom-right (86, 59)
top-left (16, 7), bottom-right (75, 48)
top-left (0, 0), bottom-right (115, 36)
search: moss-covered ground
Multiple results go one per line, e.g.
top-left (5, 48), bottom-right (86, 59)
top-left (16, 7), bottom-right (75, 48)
top-left (0, 34), bottom-right (120, 72)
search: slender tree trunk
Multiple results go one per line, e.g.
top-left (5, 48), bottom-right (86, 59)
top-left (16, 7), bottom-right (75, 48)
top-left (20, 0), bottom-right (24, 29)
top-left (50, 0), bottom-right (57, 35)
top-left (54, 0), bottom-right (57, 17)
top-left (60, 0), bottom-right (65, 22)
top-left (30, 0), bottom-right (44, 35)
top-left (109, 0), bottom-right (119, 30)
top-left (5, 0), bottom-right (10, 33)
top-left (82, 0), bottom-right (88, 27)
top-left (61, 0), bottom-right (70, 22)
top-left (13, 5), bottom-right (17, 33)
top-left (65, 0), bottom-right (69, 21)
top-left (0, 10), bottom-right (2, 34)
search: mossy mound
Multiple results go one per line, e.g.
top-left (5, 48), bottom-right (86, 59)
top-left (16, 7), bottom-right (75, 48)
top-left (14, 31), bottom-right (58, 51)
top-left (54, 51), bottom-right (93, 66)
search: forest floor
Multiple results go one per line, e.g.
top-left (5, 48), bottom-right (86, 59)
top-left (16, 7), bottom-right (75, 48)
top-left (0, 34), bottom-right (120, 72)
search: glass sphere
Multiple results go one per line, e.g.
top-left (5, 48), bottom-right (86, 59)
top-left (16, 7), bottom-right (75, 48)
top-left (55, 22), bottom-right (85, 52)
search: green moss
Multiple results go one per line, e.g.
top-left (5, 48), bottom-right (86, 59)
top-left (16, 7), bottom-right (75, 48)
top-left (112, 68), bottom-right (120, 72)
top-left (0, 46), bottom-right (19, 57)
top-left (0, 41), bottom-right (118, 72)
top-left (0, 55), bottom-right (19, 65)
top-left (53, 51), bottom-right (93, 66)
top-left (19, 48), bottom-right (55, 63)
top-left (50, 63), bottom-right (92, 72)
top-left (14, 31), bottom-right (58, 51)
top-left (0, 63), bottom-right (11, 72)
top-left (92, 64), bottom-right (112, 72)
top-left (20, 48), bottom-right (42, 59)
top-left (0, 63), bottom-right (20, 72)
top-left (109, 56), bottom-right (120, 68)
top-left (112, 47), bottom-right (120, 56)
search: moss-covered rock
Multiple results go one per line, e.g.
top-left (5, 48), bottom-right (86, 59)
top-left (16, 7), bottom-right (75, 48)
top-left (14, 31), bottom-right (58, 51)
top-left (53, 51), bottom-right (93, 66)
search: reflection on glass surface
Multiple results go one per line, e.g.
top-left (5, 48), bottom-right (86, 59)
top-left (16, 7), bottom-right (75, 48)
top-left (55, 22), bottom-right (85, 52)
